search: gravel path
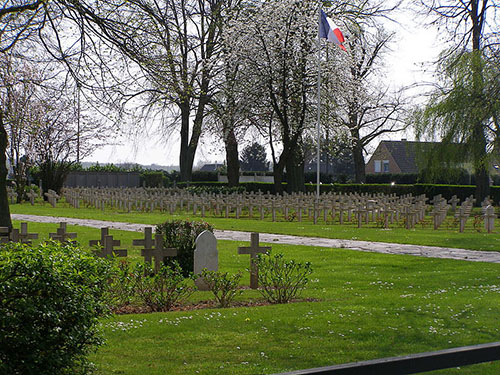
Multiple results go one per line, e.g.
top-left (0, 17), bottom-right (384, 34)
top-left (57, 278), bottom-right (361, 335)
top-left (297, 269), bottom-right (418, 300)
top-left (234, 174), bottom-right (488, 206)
top-left (12, 214), bottom-right (500, 264)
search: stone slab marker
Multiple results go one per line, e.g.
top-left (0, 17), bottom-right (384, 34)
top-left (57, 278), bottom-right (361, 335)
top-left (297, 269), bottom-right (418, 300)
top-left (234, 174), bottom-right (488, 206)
top-left (238, 232), bottom-right (271, 289)
top-left (194, 230), bottom-right (218, 291)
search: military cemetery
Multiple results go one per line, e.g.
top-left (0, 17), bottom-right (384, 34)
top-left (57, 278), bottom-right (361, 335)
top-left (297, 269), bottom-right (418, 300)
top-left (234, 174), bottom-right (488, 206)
top-left (2, 0), bottom-right (500, 374)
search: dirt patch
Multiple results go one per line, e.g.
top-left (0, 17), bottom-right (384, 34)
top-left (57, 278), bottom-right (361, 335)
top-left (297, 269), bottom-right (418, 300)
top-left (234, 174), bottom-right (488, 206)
top-left (110, 298), bottom-right (320, 315)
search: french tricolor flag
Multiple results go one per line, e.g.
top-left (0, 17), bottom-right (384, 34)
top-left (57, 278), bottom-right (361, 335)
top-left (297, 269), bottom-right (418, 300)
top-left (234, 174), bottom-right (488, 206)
top-left (319, 9), bottom-right (346, 51)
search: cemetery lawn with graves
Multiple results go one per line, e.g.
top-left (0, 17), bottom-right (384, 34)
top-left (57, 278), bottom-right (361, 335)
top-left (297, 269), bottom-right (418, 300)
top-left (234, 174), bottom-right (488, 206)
top-left (8, 207), bottom-right (500, 374)
top-left (9, 201), bottom-right (500, 251)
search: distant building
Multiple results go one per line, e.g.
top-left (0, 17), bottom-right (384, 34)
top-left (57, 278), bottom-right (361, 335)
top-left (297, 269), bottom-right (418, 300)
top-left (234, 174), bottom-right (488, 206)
top-left (366, 139), bottom-right (433, 174)
top-left (199, 163), bottom-right (224, 172)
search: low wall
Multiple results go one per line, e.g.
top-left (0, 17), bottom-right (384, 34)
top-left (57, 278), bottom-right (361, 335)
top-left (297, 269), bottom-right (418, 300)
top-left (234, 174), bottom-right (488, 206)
top-left (64, 171), bottom-right (141, 188)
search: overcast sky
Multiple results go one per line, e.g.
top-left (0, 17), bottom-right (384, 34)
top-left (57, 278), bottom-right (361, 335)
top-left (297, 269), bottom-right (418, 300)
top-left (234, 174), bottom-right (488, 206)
top-left (84, 7), bottom-right (444, 167)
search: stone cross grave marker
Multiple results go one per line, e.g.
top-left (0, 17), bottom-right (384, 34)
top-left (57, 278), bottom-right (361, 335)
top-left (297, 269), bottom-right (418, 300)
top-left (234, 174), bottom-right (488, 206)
top-left (27, 189), bottom-right (37, 206)
top-left (194, 230), bottom-right (218, 291)
top-left (133, 227), bottom-right (155, 258)
top-left (96, 235), bottom-right (128, 258)
top-left (10, 222), bottom-right (38, 244)
top-left (448, 195), bottom-right (460, 212)
top-left (238, 232), bottom-right (271, 289)
top-left (44, 189), bottom-right (60, 208)
top-left (49, 222), bottom-right (77, 244)
top-left (484, 205), bottom-right (496, 233)
top-left (90, 227), bottom-right (120, 248)
top-left (134, 230), bottom-right (177, 272)
top-left (7, 188), bottom-right (17, 204)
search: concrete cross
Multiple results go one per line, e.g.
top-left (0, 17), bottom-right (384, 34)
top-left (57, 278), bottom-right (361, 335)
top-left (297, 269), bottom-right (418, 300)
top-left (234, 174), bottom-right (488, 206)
top-left (95, 235), bottom-right (128, 258)
top-left (49, 222), bottom-right (77, 244)
top-left (135, 231), bottom-right (177, 272)
top-left (238, 232), bottom-right (271, 289)
top-left (26, 190), bottom-right (37, 206)
top-left (132, 227), bottom-right (155, 258)
top-left (44, 189), bottom-right (60, 208)
top-left (15, 222), bottom-right (39, 244)
top-left (90, 227), bottom-right (120, 248)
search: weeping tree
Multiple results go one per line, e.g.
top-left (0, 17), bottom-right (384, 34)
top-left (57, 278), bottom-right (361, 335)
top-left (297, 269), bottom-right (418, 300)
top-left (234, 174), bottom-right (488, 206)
top-left (414, 0), bottom-right (500, 201)
top-left (414, 51), bottom-right (500, 198)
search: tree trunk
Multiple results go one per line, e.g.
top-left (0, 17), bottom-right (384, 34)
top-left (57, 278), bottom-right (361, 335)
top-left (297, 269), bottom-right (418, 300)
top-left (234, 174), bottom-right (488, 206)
top-left (224, 127), bottom-right (240, 187)
top-left (472, 119), bottom-right (490, 202)
top-left (273, 162), bottom-right (285, 194)
top-left (352, 140), bottom-right (366, 183)
top-left (179, 103), bottom-right (192, 182)
top-left (0, 112), bottom-right (12, 231)
top-left (286, 144), bottom-right (305, 193)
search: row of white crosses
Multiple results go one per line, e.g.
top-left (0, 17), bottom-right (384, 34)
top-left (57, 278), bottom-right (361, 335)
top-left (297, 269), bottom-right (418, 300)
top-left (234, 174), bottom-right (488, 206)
top-left (63, 188), bottom-right (438, 228)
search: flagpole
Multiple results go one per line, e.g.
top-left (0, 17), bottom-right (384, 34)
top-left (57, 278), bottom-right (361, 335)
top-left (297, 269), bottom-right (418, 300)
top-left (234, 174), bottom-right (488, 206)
top-left (316, 5), bottom-right (321, 201)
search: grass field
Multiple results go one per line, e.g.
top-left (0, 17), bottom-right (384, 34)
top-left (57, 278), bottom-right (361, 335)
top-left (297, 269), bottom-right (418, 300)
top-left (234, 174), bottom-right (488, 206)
top-left (9, 201), bottom-right (500, 251)
top-left (90, 242), bottom-right (500, 375)
top-left (7, 202), bottom-right (500, 374)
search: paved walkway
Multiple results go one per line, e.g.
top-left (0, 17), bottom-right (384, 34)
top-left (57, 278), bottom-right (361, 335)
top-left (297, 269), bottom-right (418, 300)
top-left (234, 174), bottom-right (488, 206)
top-left (12, 214), bottom-right (500, 264)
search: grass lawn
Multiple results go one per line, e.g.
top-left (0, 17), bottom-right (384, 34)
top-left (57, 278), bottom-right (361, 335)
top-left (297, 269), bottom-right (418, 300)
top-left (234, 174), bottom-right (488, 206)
top-left (7, 209), bottom-right (500, 374)
top-left (9, 201), bottom-right (500, 251)
top-left (91, 241), bottom-right (500, 374)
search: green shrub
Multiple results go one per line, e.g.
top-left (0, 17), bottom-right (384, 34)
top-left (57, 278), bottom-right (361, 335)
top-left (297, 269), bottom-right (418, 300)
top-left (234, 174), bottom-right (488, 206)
top-left (132, 261), bottom-right (195, 311)
top-left (141, 171), bottom-right (168, 187)
top-left (200, 269), bottom-right (243, 308)
top-left (0, 241), bottom-right (111, 375)
top-left (155, 219), bottom-right (213, 276)
top-left (256, 252), bottom-right (313, 304)
top-left (106, 259), bottom-right (136, 309)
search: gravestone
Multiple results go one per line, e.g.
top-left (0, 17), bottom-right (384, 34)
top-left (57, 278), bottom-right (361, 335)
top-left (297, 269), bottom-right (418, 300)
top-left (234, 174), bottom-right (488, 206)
top-left (49, 222), bottom-right (77, 244)
top-left (90, 227), bottom-right (120, 248)
top-left (238, 232), bottom-right (271, 289)
top-left (27, 190), bottom-right (37, 206)
top-left (138, 234), bottom-right (177, 272)
top-left (10, 222), bottom-right (39, 244)
top-left (484, 205), bottom-right (496, 233)
top-left (94, 235), bottom-right (128, 258)
top-left (194, 230), bottom-right (218, 291)
top-left (44, 189), bottom-right (60, 208)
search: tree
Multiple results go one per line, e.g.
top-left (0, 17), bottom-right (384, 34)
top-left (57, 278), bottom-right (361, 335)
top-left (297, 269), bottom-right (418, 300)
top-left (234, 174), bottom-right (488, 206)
top-left (414, 0), bottom-right (500, 201)
top-left (414, 51), bottom-right (500, 195)
top-left (0, 0), bottom-right (50, 229)
top-left (324, 6), bottom-right (407, 183)
top-left (240, 142), bottom-right (269, 171)
top-left (58, 0), bottom-right (236, 182)
top-left (226, 0), bottom-right (320, 193)
top-left (0, 53), bottom-right (40, 202)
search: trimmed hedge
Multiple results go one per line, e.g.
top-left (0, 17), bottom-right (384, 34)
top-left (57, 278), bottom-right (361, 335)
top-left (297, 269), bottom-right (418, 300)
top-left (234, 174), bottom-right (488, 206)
top-left (173, 181), bottom-right (499, 202)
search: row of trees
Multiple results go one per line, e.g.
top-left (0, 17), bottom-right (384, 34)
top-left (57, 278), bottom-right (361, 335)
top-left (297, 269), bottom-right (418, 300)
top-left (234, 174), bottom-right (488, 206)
top-left (1, 0), bottom-right (499, 230)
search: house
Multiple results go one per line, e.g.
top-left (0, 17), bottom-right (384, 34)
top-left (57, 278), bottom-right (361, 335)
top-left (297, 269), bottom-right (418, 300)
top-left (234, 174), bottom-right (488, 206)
top-left (199, 163), bottom-right (224, 172)
top-left (366, 139), bottom-right (419, 174)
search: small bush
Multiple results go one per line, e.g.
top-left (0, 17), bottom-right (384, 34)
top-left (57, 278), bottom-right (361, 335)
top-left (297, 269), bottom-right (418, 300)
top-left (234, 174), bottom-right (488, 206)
top-left (106, 259), bottom-right (136, 309)
top-left (132, 261), bottom-right (195, 311)
top-left (0, 241), bottom-right (111, 375)
top-left (256, 252), bottom-right (313, 304)
top-left (200, 269), bottom-right (243, 308)
top-left (156, 219), bottom-right (213, 276)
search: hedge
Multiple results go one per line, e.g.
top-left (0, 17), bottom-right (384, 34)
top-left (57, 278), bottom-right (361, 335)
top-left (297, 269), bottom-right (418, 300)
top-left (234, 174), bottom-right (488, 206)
top-left (173, 181), bottom-right (499, 203)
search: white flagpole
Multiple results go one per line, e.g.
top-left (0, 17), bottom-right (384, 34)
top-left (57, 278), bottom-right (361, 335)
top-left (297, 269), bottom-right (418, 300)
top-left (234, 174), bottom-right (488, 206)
top-left (316, 6), bottom-right (321, 201)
